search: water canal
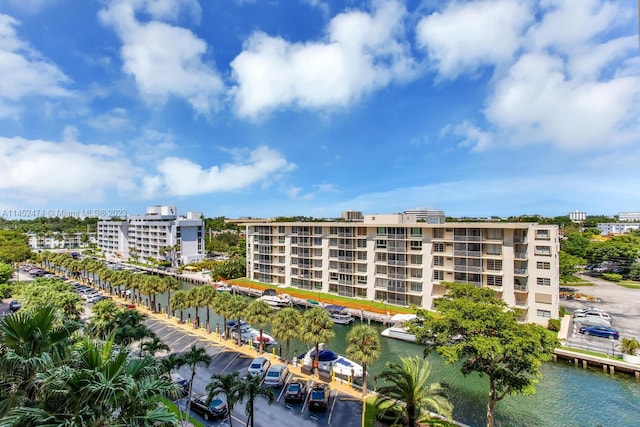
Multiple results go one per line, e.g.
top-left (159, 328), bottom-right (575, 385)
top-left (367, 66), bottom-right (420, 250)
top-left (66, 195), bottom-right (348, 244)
top-left (132, 280), bottom-right (639, 427)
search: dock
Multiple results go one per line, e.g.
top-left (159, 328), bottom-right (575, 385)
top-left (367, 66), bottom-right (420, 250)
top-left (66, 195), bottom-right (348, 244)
top-left (553, 348), bottom-right (640, 379)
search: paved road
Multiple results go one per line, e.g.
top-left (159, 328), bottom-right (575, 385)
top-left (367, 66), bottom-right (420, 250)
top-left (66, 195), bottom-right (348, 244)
top-left (562, 273), bottom-right (640, 355)
top-left (146, 317), bottom-right (363, 427)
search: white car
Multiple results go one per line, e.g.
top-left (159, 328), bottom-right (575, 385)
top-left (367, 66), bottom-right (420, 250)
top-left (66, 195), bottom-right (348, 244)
top-left (247, 357), bottom-right (271, 378)
top-left (574, 310), bottom-right (613, 322)
top-left (85, 293), bottom-right (104, 303)
top-left (263, 364), bottom-right (289, 387)
top-left (572, 315), bottom-right (611, 328)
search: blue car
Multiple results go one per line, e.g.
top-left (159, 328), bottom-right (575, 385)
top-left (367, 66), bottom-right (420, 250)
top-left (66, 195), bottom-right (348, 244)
top-left (579, 325), bottom-right (619, 339)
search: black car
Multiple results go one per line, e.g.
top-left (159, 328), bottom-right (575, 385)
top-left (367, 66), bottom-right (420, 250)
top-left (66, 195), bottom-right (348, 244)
top-left (9, 300), bottom-right (21, 312)
top-left (190, 395), bottom-right (227, 421)
top-left (308, 384), bottom-right (330, 412)
top-left (284, 380), bottom-right (307, 403)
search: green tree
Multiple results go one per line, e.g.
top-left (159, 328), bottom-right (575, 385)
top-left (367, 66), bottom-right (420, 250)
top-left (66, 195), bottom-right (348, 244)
top-left (559, 251), bottom-right (586, 280)
top-left (301, 308), bottom-right (335, 376)
top-left (561, 233), bottom-right (591, 258)
top-left (411, 283), bottom-right (559, 427)
top-left (171, 290), bottom-right (189, 324)
top-left (212, 291), bottom-right (234, 339)
top-left (141, 335), bottom-right (171, 357)
top-left (207, 372), bottom-right (242, 427)
top-left (345, 324), bottom-right (380, 396)
top-left (271, 308), bottom-right (303, 363)
top-left (183, 345), bottom-right (212, 422)
top-left (0, 263), bottom-right (13, 283)
top-left (236, 371), bottom-right (275, 427)
top-left (227, 295), bottom-right (249, 346)
top-left (245, 300), bottom-right (274, 353)
top-left (375, 356), bottom-right (453, 427)
top-left (164, 276), bottom-right (180, 317)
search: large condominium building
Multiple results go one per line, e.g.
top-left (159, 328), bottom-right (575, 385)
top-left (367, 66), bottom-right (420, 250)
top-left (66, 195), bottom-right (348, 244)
top-left (28, 232), bottom-right (97, 249)
top-left (618, 212), bottom-right (640, 222)
top-left (597, 223), bottom-right (640, 235)
top-left (97, 206), bottom-right (204, 266)
top-left (245, 213), bottom-right (559, 325)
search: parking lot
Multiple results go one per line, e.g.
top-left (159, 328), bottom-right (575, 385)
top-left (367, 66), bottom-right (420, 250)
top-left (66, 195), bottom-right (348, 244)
top-left (562, 273), bottom-right (640, 356)
top-left (145, 318), bottom-right (363, 427)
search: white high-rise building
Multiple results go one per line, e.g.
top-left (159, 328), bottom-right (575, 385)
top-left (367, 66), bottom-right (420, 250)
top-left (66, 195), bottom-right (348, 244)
top-left (98, 206), bottom-right (204, 265)
top-left (569, 211), bottom-right (586, 222)
top-left (244, 214), bottom-right (559, 325)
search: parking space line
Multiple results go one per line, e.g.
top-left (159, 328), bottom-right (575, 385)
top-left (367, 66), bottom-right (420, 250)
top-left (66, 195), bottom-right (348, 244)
top-left (276, 372), bottom-right (294, 402)
top-left (219, 353), bottom-right (241, 374)
top-left (328, 390), bottom-right (339, 424)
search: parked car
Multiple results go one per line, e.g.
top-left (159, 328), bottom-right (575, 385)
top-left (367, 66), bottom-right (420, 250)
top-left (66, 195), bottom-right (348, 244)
top-left (263, 364), bottom-right (289, 387)
top-left (572, 315), bottom-right (611, 328)
top-left (86, 294), bottom-right (105, 303)
top-left (247, 357), bottom-right (271, 378)
top-left (284, 380), bottom-right (307, 403)
top-left (579, 325), bottom-right (619, 339)
top-left (574, 309), bottom-right (613, 323)
top-left (189, 395), bottom-right (227, 421)
top-left (9, 300), bottom-right (21, 312)
top-left (170, 373), bottom-right (190, 398)
top-left (308, 383), bottom-right (330, 411)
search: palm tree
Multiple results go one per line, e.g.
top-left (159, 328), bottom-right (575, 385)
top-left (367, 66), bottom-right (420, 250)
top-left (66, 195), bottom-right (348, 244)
top-left (141, 335), bottom-right (171, 357)
top-left (301, 308), bottom-right (335, 376)
top-left (183, 345), bottom-right (212, 422)
top-left (164, 276), bottom-right (180, 317)
top-left (199, 285), bottom-right (217, 332)
top-left (346, 324), bottom-right (381, 396)
top-left (206, 372), bottom-right (242, 427)
top-left (171, 290), bottom-right (189, 323)
top-left (227, 295), bottom-right (249, 346)
top-left (245, 300), bottom-right (274, 353)
top-left (212, 291), bottom-right (234, 338)
top-left (188, 286), bottom-right (207, 328)
top-left (0, 306), bottom-right (79, 417)
top-left (236, 372), bottom-right (275, 427)
top-left (375, 356), bottom-right (453, 427)
top-left (272, 308), bottom-right (303, 364)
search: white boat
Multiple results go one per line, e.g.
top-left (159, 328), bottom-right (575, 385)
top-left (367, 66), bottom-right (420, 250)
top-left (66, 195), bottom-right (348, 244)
top-left (227, 320), bottom-right (278, 346)
top-left (257, 289), bottom-right (291, 308)
top-left (213, 281), bottom-right (233, 292)
top-left (324, 305), bottom-right (354, 324)
top-left (381, 314), bottom-right (418, 343)
top-left (301, 344), bottom-right (363, 378)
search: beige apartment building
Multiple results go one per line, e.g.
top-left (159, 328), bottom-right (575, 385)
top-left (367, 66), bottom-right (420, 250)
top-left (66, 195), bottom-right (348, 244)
top-left (245, 214), bottom-right (559, 325)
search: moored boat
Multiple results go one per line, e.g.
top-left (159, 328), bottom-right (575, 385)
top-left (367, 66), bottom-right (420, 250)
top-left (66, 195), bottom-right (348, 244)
top-left (380, 314), bottom-right (417, 343)
top-left (324, 304), bottom-right (354, 324)
top-left (257, 289), bottom-right (291, 308)
top-left (227, 320), bottom-right (278, 346)
top-left (300, 344), bottom-right (363, 378)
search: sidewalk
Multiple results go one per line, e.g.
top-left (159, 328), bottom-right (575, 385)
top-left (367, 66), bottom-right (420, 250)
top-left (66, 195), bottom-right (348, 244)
top-left (126, 296), bottom-right (366, 401)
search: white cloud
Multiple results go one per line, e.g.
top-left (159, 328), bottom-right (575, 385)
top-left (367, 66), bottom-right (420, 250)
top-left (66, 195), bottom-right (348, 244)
top-left (142, 0), bottom-right (202, 23)
top-left (87, 108), bottom-right (133, 131)
top-left (441, 121), bottom-right (493, 151)
top-left (145, 146), bottom-right (295, 197)
top-left (485, 52), bottom-right (640, 150)
top-left (416, 0), bottom-right (532, 79)
top-left (99, 0), bottom-right (224, 114)
top-left (230, 0), bottom-right (415, 119)
top-left (0, 135), bottom-right (139, 201)
top-left (0, 14), bottom-right (71, 117)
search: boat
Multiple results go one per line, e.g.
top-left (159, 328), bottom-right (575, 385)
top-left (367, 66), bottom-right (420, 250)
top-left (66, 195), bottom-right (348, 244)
top-left (226, 320), bottom-right (278, 346)
top-left (213, 281), bottom-right (233, 292)
top-left (381, 314), bottom-right (418, 343)
top-left (324, 305), bottom-right (354, 324)
top-left (257, 289), bottom-right (291, 308)
top-left (300, 344), bottom-right (363, 378)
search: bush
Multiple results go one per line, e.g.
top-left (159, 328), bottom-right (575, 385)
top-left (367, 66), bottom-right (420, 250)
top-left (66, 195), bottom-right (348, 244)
top-left (621, 337), bottom-right (640, 356)
top-left (602, 273), bottom-right (622, 282)
top-left (547, 318), bottom-right (561, 332)
top-left (0, 283), bottom-right (12, 298)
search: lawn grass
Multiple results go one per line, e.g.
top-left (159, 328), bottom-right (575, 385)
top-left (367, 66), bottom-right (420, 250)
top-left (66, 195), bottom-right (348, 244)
top-left (363, 396), bottom-right (376, 427)
top-left (560, 346), bottom-right (619, 360)
top-left (229, 278), bottom-right (415, 315)
top-left (616, 281), bottom-right (640, 290)
top-left (162, 398), bottom-right (205, 427)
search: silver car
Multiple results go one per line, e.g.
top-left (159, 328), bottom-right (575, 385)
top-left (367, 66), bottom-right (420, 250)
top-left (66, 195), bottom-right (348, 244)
top-left (572, 315), bottom-right (611, 328)
top-left (263, 364), bottom-right (289, 387)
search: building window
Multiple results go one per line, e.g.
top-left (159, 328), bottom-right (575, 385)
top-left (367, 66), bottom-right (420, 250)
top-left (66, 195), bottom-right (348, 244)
top-left (314, 226), bottom-right (322, 235)
top-left (411, 241), bottom-right (422, 250)
top-left (410, 254), bottom-right (422, 265)
top-left (485, 229), bottom-right (503, 240)
top-left (410, 282), bottom-right (423, 292)
top-left (434, 270), bottom-right (444, 280)
top-left (537, 278), bottom-right (551, 286)
top-left (433, 228), bottom-right (444, 238)
top-left (536, 261), bottom-right (551, 270)
top-left (486, 275), bottom-right (502, 286)
top-left (433, 243), bottom-right (445, 253)
top-left (536, 230), bottom-right (550, 240)
top-left (434, 256), bottom-right (444, 267)
top-left (486, 259), bottom-right (502, 271)
top-left (535, 246), bottom-right (551, 256)
top-left (357, 239), bottom-right (367, 248)
top-left (411, 228), bottom-right (422, 237)
top-left (376, 227), bottom-right (387, 236)
top-left (376, 240), bottom-right (387, 249)
top-left (537, 309), bottom-right (551, 318)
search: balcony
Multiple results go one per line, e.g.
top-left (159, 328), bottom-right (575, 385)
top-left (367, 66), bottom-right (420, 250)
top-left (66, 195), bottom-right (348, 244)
top-left (453, 250), bottom-right (482, 257)
top-left (454, 265), bottom-right (482, 273)
top-left (514, 284), bottom-right (529, 292)
top-left (514, 268), bottom-right (528, 275)
top-left (454, 235), bottom-right (482, 241)
top-left (514, 299), bottom-right (529, 309)
top-left (388, 273), bottom-right (407, 280)
top-left (387, 260), bottom-right (407, 266)
top-left (514, 252), bottom-right (527, 259)
top-left (388, 233), bottom-right (407, 239)
top-left (388, 246), bottom-right (408, 253)
top-left (513, 237), bottom-right (527, 244)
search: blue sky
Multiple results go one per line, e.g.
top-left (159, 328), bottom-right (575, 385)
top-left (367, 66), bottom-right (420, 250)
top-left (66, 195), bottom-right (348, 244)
top-left (0, 0), bottom-right (638, 220)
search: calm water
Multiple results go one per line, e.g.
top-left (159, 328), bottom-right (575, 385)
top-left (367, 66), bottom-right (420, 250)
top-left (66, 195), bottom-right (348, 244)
top-left (135, 280), bottom-right (640, 427)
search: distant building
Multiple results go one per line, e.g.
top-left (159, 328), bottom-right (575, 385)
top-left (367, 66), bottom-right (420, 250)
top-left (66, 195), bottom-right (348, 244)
top-left (597, 223), bottom-right (640, 235)
top-left (403, 208), bottom-right (446, 224)
top-left (97, 206), bottom-right (204, 266)
top-left (569, 211), bottom-right (586, 222)
top-left (245, 213), bottom-right (559, 325)
top-left (28, 232), bottom-right (96, 249)
top-left (342, 211), bottom-right (364, 221)
top-left (618, 212), bottom-right (640, 222)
